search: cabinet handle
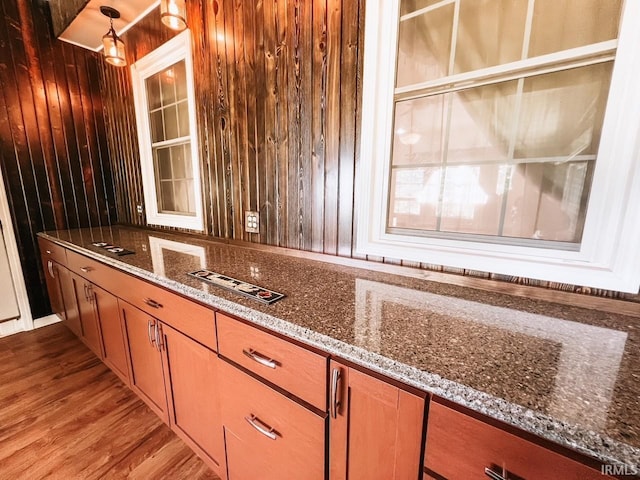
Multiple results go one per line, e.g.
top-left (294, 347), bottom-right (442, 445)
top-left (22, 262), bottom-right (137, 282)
top-left (83, 284), bottom-right (89, 302)
top-left (45, 250), bottom-right (52, 254)
top-left (147, 319), bottom-right (156, 346)
top-left (242, 348), bottom-right (278, 369)
top-left (331, 368), bottom-right (342, 419)
top-left (245, 414), bottom-right (278, 440)
top-left (80, 266), bottom-right (93, 273)
top-left (155, 322), bottom-right (163, 352)
top-left (144, 298), bottom-right (163, 309)
top-left (87, 284), bottom-right (94, 304)
top-left (484, 467), bottom-right (506, 480)
top-left (47, 260), bottom-right (55, 279)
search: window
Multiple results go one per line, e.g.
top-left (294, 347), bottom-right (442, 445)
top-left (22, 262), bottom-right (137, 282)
top-left (131, 30), bottom-right (204, 231)
top-left (358, 0), bottom-right (640, 292)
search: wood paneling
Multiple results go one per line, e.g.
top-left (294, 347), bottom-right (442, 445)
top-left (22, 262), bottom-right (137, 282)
top-left (0, 323), bottom-right (217, 479)
top-left (0, 0), bottom-right (116, 319)
top-left (100, 1), bottom-right (364, 254)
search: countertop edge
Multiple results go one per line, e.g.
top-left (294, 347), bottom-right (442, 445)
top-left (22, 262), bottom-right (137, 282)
top-left (38, 232), bottom-right (640, 469)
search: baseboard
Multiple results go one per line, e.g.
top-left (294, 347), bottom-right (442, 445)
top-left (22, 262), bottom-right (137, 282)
top-left (0, 319), bottom-right (24, 338)
top-left (33, 314), bottom-right (62, 329)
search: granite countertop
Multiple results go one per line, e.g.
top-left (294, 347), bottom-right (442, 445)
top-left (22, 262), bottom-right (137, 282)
top-left (39, 226), bottom-right (640, 469)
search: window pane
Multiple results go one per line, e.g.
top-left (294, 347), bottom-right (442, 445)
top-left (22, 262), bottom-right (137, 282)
top-left (158, 181), bottom-right (175, 212)
top-left (161, 66), bottom-right (177, 105)
top-left (177, 100), bottom-right (190, 137)
top-left (146, 74), bottom-right (162, 110)
top-left (187, 179), bottom-right (195, 213)
top-left (529, 0), bottom-right (622, 58)
top-left (514, 62), bottom-right (613, 159)
top-left (173, 180), bottom-right (194, 214)
top-left (400, 0), bottom-right (443, 16)
top-left (502, 161), bottom-right (591, 242)
top-left (392, 95), bottom-right (446, 166)
top-left (184, 144), bottom-right (193, 177)
top-left (454, 0), bottom-right (528, 74)
top-left (155, 147), bottom-right (172, 180)
top-left (396, 4), bottom-right (454, 87)
top-left (171, 144), bottom-right (188, 179)
top-left (174, 61), bottom-right (188, 101)
top-left (388, 168), bottom-right (440, 231)
top-left (438, 165), bottom-right (502, 235)
top-left (164, 105), bottom-right (180, 140)
top-left (447, 80), bottom-right (518, 164)
top-left (150, 110), bottom-right (164, 143)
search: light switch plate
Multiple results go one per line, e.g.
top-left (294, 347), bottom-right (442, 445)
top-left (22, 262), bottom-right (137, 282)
top-left (245, 211), bottom-right (260, 233)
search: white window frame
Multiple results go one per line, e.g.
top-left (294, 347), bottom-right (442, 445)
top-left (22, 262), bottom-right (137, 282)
top-left (357, 0), bottom-right (640, 293)
top-left (131, 30), bottom-right (204, 231)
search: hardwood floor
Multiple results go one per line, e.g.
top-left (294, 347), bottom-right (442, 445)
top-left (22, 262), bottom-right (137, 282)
top-left (0, 322), bottom-right (219, 479)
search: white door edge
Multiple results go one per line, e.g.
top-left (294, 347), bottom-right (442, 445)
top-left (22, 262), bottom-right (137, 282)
top-left (0, 165), bottom-right (34, 332)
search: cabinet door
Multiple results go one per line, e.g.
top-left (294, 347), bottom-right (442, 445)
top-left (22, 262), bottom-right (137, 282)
top-left (72, 273), bottom-right (103, 358)
top-left (329, 360), bottom-right (424, 480)
top-left (41, 257), bottom-right (65, 320)
top-left (221, 360), bottom-right (325, 480)
top-left (161, 323), bottom-right (224, 473)
top-left (58, 266), bottom-right (82, 338)
top-left (120, 300), bottom-right (168, 423)
top-left (92, 285), bottom-right (129, 384)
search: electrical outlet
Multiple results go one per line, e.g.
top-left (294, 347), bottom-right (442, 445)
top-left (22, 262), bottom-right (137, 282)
top-left (136, 203), bottom-right (144, 215)
top-left (245, 211), bottom-right (260, 233)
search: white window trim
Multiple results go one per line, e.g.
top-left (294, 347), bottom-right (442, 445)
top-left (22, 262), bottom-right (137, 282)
top-left (357, 0), bottom-right (640, 293)
top-left (131, 30), bottom-right (204, 232)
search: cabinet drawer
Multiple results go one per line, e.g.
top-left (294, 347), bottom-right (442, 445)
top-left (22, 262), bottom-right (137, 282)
top-left (220, 360), bottom-right (325, 480)
top-left (38, 237), bottom-right (67, 266)
top-left (217, 313), bottom-right (327, 410)
top-left (424, 400), bottom-right (610, 480)
top-left (68, 250), bottom-right (217, 351)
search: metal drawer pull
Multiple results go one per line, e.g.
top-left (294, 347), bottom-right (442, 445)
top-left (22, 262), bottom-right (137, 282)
top-left (147, 319), bottom-right (155, 346)
top-left (245, 414), bottom-right (278, 440)
top-left (83, 284), bottom-right (90, 302)
top-left (484, 467), bottom-right (506, 480)
top-left (87, 284), bottom-right (94, 303)
top-left (80, 266), bottom-right (93, 273)
top-left (155, 322), bottom-right (163, 352)
top-left (331, 368), bottom-right (341, 419)
top-left (46, 250), bottom-right (52, 254)
top-left (47, 260), bottom-right (55, 279)
top-left (144, 298), bottom-right (163, 309)
top-left (242, 348), bottom-right (278, 369)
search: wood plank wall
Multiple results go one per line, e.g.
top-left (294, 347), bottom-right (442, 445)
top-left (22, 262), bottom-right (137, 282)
top-left (100, 0), bottom-right (364, 257)
top-left (99, 2), bottom-right (640, 301)
top-left (0, 0), bottom-right (116, 318)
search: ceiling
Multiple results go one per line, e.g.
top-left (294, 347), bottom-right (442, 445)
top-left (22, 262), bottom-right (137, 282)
top-left (57, 0), bottom-right (159, 52)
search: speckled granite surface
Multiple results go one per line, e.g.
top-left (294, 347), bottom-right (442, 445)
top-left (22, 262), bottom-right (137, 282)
top-left (39, 226), bottom-right (640, 469)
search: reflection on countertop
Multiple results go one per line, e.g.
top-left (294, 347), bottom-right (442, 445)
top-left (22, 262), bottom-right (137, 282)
top-left (39, 225), bottom-right (640, 468)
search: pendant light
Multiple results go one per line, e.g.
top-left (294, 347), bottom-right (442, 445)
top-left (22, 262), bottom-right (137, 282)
top-left (161, 0), bottom-right (187, 31)
top-left (100, 6), bottom-right (126, 67)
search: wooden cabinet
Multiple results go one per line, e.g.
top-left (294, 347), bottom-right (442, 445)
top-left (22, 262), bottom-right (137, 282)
top-left (92, 285), bottom-right (129, 384)
top-left (217, 313), bottom-right (327, 410)
top-left (40, 256), bottom-right (65, 320)
top-left (220, 360), bottom-right (325, 480)
top-left (329, 360), bottom-right (425, 480)
top-left (120, 300), bottom-right (169, 423)
top-left (71, 273), bottom-right (104, 358)
top-left (57, 265), bottom-right (82, 338)
top-left (161, 323), bottom-right (224, 472)
top-left (38, 235), bottom-right (625, 480)
top-left (424, 399), bottom-right (611, 480)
